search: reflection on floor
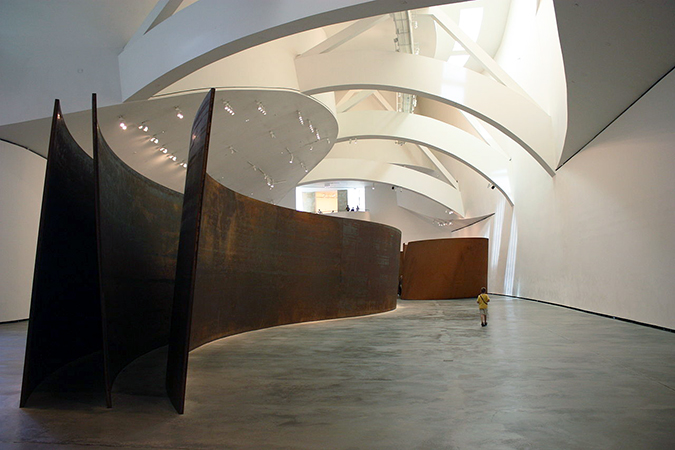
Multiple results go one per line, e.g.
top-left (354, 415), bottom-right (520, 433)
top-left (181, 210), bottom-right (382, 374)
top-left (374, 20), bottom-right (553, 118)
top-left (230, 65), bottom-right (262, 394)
top-left (1, 297), bottom-right (674, 449)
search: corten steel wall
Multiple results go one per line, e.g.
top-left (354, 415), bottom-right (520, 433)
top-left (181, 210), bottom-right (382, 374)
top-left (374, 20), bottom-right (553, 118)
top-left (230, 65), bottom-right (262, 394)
top-left (92, 95), bottom-right (182, 406)
top-left (167, 89), bottom-right (402, 414)
top-left (20, 101), bottom-right (103, 407)
top-left (190, 175), bottom-right (402, 349)
top-left (21, 98), bottom-right (183, 408)
top-left (166, 89), bottom-right (216, 414)
top-left (21, 90), bottom-right (401, 413)
top-left (401, 238), bottom-right (488, 300)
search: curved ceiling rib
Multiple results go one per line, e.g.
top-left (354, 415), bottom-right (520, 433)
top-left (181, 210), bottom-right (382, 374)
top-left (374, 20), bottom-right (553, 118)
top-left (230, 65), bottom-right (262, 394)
top-left (328, 141), bottom-right (438, 174)
top-left (296, 50), bottom-right (557, 176)
top-left (336, 110), bottom-right (514, 204)
top-left (118, 0), bottom-right (461, 101)
top-left (301, 158), bottom-right (465, 217)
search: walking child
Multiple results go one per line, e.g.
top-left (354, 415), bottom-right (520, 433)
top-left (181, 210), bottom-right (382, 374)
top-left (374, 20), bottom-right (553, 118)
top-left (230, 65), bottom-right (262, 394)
top-left (477, 287), bottom-right (490, 327)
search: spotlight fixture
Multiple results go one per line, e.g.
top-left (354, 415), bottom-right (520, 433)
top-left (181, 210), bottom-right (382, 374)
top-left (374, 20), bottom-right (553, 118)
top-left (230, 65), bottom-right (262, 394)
top-left (150, 135), bottom-right (159, 144)
top-left (300, 162), bottom-right (308, 173)
top-left (227, 145), bottom-right (236, 154)
top-left (171, 155), bottom-right (177, 161)
top-left (297, 111), bottom-right (304, 125)
top-left (118, 116), bottom-right (127, 130)
top-left (308, 146), bottom-right (313, 152)
top-left (256, 101), bottom-right (267, 115)
top-left (308, 121), bottom-right (314, 133)
top-left (269, 130), bottom-right (276, 139)
top-left (175, 107), bottom-right (184, 119)
top-left (160, 147), bottom-right (168, 153)
top-left (223, 101), bottom-right (235, 115)
top-left (315, 129), bottom-right (320, 140)
top-left (286, 148), bottom-right (294, 164)
top-left (138, 122), bottom-right (149, 132)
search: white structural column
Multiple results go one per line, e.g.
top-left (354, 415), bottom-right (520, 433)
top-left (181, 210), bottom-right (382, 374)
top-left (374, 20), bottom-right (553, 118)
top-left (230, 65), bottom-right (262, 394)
top-left (336, 110), bottom-right (514, 204)
top-left (301, 158), bottom-right (466, 217)
top-left (296, 50), bottom-right (557, 175)
top-left (118, 0), bottom-right (460, 101)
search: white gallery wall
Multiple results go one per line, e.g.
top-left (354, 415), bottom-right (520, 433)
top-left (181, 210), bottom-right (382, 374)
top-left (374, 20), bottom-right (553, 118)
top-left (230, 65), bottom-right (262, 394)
top-left (456, 69), bottom-right (675, 330)
top-left (0, 141), bottom-right (45, 322)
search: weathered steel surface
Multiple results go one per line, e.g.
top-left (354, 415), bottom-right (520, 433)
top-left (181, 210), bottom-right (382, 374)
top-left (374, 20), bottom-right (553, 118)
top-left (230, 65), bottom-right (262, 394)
top-left (92, 95), bottom-right (182, 406)
top-left (167, 88), bottom-right (401, 414)
top-left (166, 89), bottom-right (216, 414)
top-left (401, 238), bottom-right (488, 300)
top-left (20, 100), bottom-right (103, 407)
top-left (189, 177), bottom-right (401, 350)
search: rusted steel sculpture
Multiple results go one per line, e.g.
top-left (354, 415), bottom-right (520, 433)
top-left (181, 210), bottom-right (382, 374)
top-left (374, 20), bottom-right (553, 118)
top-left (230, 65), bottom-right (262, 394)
top-left (166, 89), bottom-right (216, 413)
top-left (92, 95), bottom-right (183, 406)
top-left (20, 100), bottom-right (103, 407)
top-left (401, 238), bottom-right (488, 300)
top-left (21, 98), bottom-right (184, 408)
top-left (166, 89), bottom-right (401, 413)
top-left (22, 90), bottom-right (401, 414)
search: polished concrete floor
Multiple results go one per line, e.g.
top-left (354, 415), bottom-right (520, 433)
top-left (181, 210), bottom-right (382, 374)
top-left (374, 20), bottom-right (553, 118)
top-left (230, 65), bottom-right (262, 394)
top-left (1, 296), bottom-right (674, 449)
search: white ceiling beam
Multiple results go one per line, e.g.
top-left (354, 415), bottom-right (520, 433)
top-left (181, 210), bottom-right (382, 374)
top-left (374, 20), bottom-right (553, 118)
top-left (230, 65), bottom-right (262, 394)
top-left (372, 91), bottom-right (396, 111)
top-left (336, 90), bottom-right (358, 108)
top-left (328, 141), bottom-right (437, 173)
top-left (299, 15), bottom-right (389, 58)
top-left (334, 110), bottom-right (514, 204)
top-left (126, 0), bottom-right (184, 48)
top-left (296, 50), bottom-right (557, 175)
top-left (337, 90), bottom-right (375, 113)
top-left (417, 145), bottom-right (458, 188)
top-left (425, 7), bottom-right (534, 102)
top-left (460, 111), bottom-right (512, 161)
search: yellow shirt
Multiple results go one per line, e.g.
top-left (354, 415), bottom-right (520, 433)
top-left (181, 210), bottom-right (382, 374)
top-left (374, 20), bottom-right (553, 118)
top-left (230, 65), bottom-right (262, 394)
top-left (477, 293), bottom-right (490, 309)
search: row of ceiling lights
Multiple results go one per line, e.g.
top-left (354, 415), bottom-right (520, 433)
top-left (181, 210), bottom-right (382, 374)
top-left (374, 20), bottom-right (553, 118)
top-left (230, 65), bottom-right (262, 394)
top-left (117, 97), bottom-right (327, 188)
top-left (117, 106), bottom-right (188, 169)
top-left (218, 100), bottom-right (322, 191)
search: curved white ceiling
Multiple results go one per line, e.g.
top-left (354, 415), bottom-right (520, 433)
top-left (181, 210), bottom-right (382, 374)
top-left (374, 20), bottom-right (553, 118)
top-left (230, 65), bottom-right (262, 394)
top-left (296, 50), bottom-right (557, 176)
top-left (335, 110), bottom-right (514, 204)
top-left (118, 0), bottom-right (462, 101)
top-left (0, 0), bottom-right (571, 226)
